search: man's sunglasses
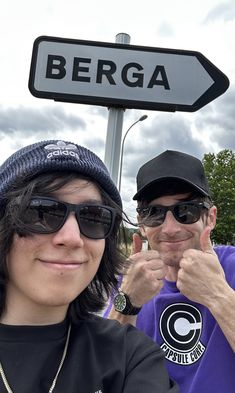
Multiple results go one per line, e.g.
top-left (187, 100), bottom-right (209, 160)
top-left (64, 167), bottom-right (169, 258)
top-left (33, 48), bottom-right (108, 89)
top-left (16, 197), bottom-right (119, 239)
top-left (137, 201), bottom-right (210, 227)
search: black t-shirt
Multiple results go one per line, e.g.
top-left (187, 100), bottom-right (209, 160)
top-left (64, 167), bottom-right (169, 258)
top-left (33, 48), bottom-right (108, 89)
top-left (0, 315), bottom-right (178, 393)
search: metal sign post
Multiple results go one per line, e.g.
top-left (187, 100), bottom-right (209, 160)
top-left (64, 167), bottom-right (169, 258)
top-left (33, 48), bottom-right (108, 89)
top-left (104, 33), bottom-right (130, 184)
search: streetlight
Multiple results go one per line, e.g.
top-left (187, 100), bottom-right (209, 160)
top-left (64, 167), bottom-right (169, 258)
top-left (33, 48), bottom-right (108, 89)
top-left (118, 114), bottom-right (148, 191)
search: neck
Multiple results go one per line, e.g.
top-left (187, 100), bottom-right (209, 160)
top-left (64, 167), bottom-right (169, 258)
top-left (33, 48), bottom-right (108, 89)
top-left (0, 311), bottom-right (68, 326)
top-left (165, 266), bottom-right (179, 282)
top-left (2, 286), bottom-right (69, 326)
top-left (0, 313), bottom-right (66, 326)
top-left (1, 302), bottom-right (68, 326)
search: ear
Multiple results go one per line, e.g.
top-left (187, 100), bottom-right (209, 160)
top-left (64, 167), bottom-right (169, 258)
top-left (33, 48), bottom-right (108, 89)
top-left (206, 205), bottom-right (217, 230)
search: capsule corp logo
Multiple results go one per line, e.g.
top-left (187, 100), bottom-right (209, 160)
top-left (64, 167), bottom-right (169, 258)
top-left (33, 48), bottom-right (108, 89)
top-left (44, 141), bottom-right (80, 160)
top-left (159, 303), bottom-right (205, 365)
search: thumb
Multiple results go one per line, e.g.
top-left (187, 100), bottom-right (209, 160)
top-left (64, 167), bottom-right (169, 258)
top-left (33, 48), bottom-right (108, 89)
top-left (131, 232), bottom-right (143, 255)
top-left (200, 226), bottom-right (215, 254)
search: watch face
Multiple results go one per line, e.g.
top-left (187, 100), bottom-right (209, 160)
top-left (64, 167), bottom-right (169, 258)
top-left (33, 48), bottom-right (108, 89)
top-left (114, 293), bottom-right (127, 312)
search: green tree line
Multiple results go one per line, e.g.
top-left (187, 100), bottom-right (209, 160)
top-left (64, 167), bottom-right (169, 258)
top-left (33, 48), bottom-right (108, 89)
top-left (203, 149), bottom-right (235, 245)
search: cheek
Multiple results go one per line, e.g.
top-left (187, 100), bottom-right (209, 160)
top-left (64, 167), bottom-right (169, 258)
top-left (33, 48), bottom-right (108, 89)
top-left (11, 233), bottom-right (44, 247)
top-left (6, 234), bottom-right (45, 270)
top-left (142, 226), bottom-right (160, 244)
top-left (192, 220), bottom-right (205, 234)
top-left (99, 241), bottom-right (106, 260)
top-left (89, 239), bottom-right (106, 264)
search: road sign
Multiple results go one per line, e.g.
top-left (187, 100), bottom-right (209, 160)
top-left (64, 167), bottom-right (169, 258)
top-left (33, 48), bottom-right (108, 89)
top-left (29, 35), bottom-right (229, 112)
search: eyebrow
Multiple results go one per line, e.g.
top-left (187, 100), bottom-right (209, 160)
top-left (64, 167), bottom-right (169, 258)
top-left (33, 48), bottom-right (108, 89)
top-left (149, 194), bottom-right (195, 206)
top-left (38, 194), bottom-right (103, 205)
top-left (81, 199), bottom-right (104, 205)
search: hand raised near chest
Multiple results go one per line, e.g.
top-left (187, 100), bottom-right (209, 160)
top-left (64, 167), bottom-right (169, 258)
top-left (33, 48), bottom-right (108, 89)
top-left (121, 233), bottom-right (168, 308)
top-left (176, 226), bottom-right (226, 307)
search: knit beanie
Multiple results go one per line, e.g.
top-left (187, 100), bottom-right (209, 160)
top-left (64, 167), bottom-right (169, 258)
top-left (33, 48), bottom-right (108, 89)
top-left (0, 139), bottom-right (122, 207)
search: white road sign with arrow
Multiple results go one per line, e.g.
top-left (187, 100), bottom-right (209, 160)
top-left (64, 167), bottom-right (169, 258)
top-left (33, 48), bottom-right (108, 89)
top-left (29, 36), bottom-right (229, 112)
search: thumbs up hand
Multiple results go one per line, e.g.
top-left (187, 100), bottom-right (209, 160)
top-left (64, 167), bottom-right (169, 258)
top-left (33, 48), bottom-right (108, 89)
top-left (200, 226), bottom-right (216, 255)
top-left (176, 226), bottom-right (226, 308)
top-left (131, 232), bottom-right (144, 254)
top-left (120, 232), bottom-right (168, 308)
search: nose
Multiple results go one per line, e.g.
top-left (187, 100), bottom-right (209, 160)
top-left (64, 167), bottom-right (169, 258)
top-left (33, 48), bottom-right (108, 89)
top-left (52, 213), bottom-right (84, 247)
top-left (161, 211), bottom-right (182, 235)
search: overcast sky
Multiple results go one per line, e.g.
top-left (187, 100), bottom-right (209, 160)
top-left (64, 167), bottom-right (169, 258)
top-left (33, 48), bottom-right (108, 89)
top-left (0, 0), bottom-right (234, 220)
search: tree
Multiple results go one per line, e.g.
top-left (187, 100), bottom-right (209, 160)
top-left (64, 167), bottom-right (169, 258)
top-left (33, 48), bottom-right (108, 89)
top-left (203, 149), bottom-right (235, 245)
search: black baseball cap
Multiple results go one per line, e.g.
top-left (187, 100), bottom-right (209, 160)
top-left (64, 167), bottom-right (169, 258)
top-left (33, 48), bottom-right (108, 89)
top-left (133, 150), bottom-right (211, 201)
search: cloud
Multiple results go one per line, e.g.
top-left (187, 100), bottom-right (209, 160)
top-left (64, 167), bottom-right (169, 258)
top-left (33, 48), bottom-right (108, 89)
top-left (0, 105), bottom-right (86, 137)
top-left (157, 22), bottom-right (174, 38)
top-left (203, 1), bottom-right (235, 23)
top-left (0, 104), bottom-right (106, 164)
top-left (195, 84), bottom-right (235, 150)
top-left (122, 113), bottom-right (209, 179)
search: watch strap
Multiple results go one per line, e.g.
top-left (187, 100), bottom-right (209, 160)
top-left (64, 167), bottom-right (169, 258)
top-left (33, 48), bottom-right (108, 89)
top-left (114, 290), bottom-right (142, 315)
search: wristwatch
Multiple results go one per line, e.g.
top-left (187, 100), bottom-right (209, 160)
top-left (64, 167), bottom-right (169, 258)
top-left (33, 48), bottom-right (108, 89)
top-left (113, 290), bottom-right (142, 315)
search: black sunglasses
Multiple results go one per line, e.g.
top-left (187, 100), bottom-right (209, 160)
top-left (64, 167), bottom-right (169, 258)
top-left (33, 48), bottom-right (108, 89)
top-left (137, 201), bottom-right (210, 227)
top-left (17, 197), bottom-right (118, 239)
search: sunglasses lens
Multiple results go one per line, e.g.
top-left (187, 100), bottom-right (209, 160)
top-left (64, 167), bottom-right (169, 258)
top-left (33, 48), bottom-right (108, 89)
top-left (23, 199), bottom-right (66, 233)
top-left (139, 206), bottom-right (166, 227)
top-left (138, 202), bottom-right (204, 227)
top-left (77, 206), bottom-right (113, 239)
top-left (174, 203), bottom-right (200, 224)
top-left (20, 198), bottom-right (115, 239)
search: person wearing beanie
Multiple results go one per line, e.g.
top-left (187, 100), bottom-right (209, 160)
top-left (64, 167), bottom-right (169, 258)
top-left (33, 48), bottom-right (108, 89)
top-left (105, 150), bottom-right (235, 393)
top-left (0, 140), bottom-right (178, 393)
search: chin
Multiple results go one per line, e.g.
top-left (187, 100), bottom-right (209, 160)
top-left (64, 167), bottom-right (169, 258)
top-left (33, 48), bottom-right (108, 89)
top-left (161, 251), bottom-right (182, 266)
top-left (36, 291), bottom-right (81, 307)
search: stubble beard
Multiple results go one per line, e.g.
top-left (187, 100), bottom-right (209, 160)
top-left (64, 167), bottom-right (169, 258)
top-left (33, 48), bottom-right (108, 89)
top-left (160, 250), bottom-right (182, 267)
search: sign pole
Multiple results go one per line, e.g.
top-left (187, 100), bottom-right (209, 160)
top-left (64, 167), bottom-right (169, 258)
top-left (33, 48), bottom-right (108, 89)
top-left (104, 33), bottom-right (130, 185)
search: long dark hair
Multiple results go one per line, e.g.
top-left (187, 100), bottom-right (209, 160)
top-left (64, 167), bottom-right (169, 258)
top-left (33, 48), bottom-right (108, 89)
top-left (0, 171), bottom-right (126, 321)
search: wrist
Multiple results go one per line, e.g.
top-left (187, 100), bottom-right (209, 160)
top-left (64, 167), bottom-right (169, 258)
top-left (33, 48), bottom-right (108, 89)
top-left (209, 284), bottom-right (235, 316)
top-left (113, 290), bottom-right (142, 315)
top-left (120, 283), bottom-right (142, 308)
top-left (109, 307), bottom-right (138, 326)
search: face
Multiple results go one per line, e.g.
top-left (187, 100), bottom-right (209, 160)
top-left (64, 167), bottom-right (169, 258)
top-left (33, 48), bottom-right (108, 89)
top-left (5, 179), bottom-right (105, 322)
top-left (139, 193), bottom-right (216, 268)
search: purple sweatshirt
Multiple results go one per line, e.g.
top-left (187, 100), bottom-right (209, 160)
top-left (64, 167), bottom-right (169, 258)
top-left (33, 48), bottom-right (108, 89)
top-left (136, 246), bottom-right (235, 393)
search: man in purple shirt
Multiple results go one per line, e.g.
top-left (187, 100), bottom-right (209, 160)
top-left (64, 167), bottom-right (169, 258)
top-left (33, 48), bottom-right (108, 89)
top-left (106, 150), bottom-right (235, 393)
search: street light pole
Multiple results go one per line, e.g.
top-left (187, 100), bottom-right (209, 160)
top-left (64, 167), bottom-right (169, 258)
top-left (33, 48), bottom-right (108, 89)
top-left (118, 114), bottom-right (148, 191)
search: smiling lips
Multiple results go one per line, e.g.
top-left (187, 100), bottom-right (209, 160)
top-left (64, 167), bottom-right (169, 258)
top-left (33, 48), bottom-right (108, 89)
top-left (161, 239), bottom-right (189, 244)
top-left (39, 259), bottom-right (86, 270)
top-left (159, 237), bottom-right (192, 251)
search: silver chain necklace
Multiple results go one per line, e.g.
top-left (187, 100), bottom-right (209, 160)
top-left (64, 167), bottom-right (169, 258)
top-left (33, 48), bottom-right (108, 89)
top-left (0, 323), bottom-right (71, 393)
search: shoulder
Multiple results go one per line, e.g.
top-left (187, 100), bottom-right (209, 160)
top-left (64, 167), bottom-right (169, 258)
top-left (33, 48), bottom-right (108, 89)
top-left (73, 314), bottom-right (162, 353)
top-left (70, 316), bottom-right (178, 393)
top-left (215, 244), bottom-right (235, 253)
top-left (214, 245), bottom-right (235, 264)
top-left (215, 245), bottom-right (235, 286)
